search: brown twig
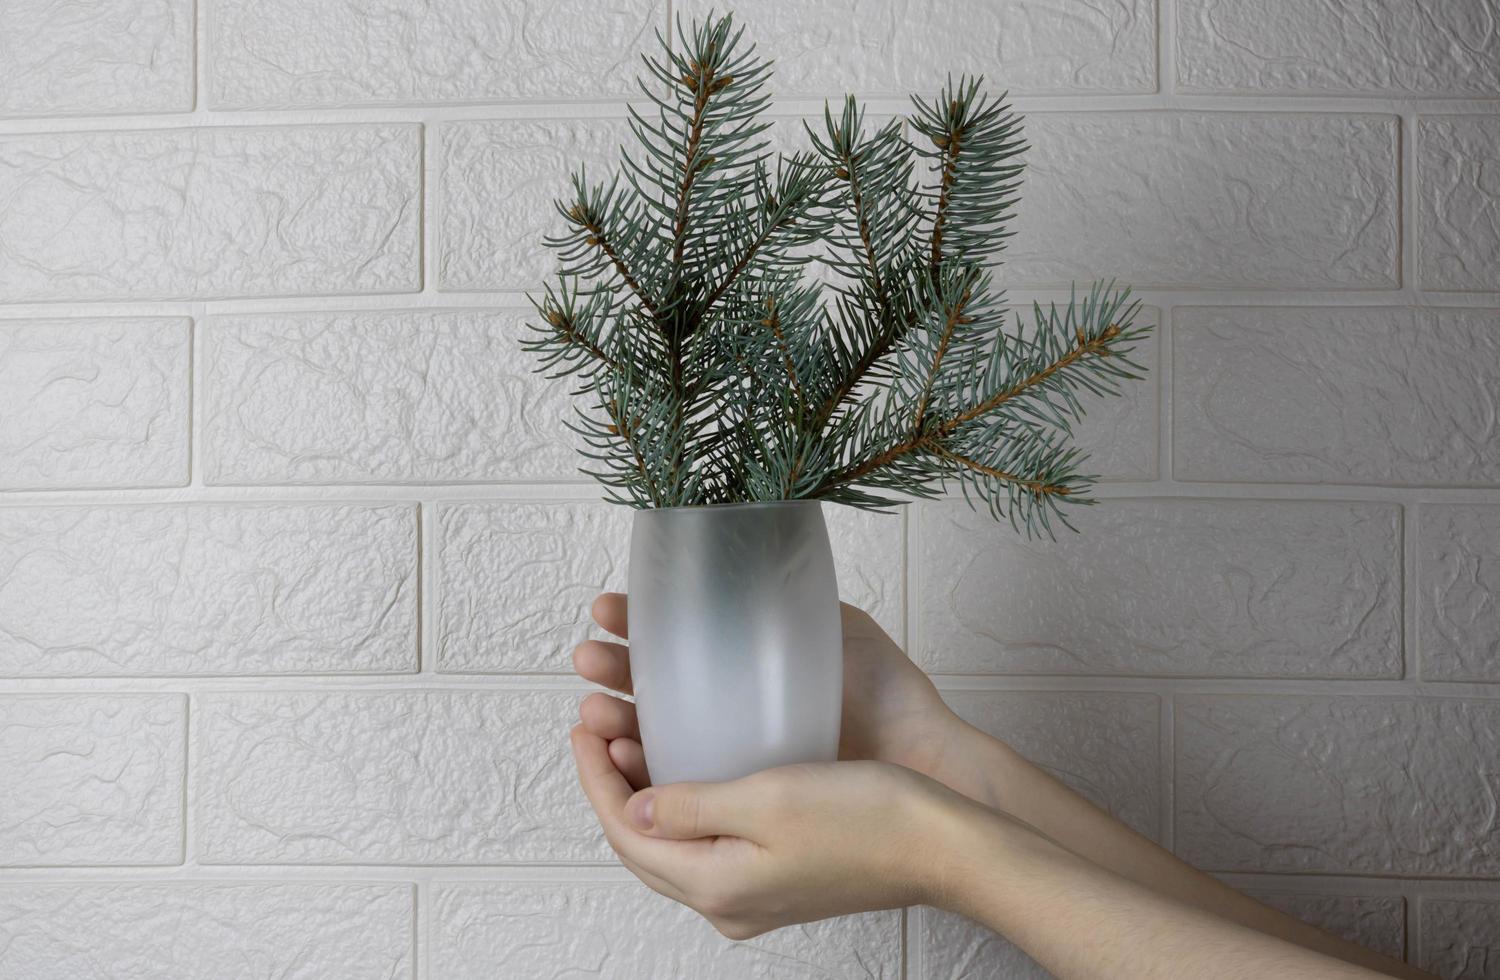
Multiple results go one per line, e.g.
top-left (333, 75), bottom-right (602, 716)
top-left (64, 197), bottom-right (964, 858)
top-left (929, 106), bottom-right (963, 269)
top-left (931, 443), bottom-right (1071, 498)
top-left (572, 206), bottom-right (661, 323)
top-left (807, 324), bottom-right (1121, 497)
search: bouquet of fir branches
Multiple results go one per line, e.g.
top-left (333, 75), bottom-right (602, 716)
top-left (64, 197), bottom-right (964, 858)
top-left (526, 13), bottom-right (1148, 537)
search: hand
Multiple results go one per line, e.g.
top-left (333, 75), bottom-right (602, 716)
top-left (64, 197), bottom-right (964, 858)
top-left (570, 726), bottom-right (969, 939)
top-left (572, 593), bottom-right (970, 790)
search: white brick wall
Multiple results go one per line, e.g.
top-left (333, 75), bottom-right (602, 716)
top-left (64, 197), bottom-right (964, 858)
top-left (0, 883), bottom-right (414, 979)
top-left (0, 2), bottom-right (1496, 977)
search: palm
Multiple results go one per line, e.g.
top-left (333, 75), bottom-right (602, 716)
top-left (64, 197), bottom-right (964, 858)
top-left (835, 605), bottom-right (958, 773)
top-left (573, 593), bottom-right (959, 789)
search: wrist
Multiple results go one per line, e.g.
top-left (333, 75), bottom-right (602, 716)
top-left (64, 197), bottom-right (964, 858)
top-left (922, 786), bottom-right (1079, 919)
top-left (924, 717), bottom-right (1028, 812)
top-left (902, 780), bottom-right (1026, 912)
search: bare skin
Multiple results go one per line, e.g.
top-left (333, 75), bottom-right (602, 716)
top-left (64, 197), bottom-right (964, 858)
top-left (572, 593), bottom-right (1432, 980)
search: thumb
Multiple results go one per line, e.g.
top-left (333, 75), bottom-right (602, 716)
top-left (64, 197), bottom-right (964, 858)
top-left (624, 780), bottom-right (761, 841)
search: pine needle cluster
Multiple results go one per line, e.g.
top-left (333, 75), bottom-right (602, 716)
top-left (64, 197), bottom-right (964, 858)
top-left (525, 13), bottom-right (1149, 536)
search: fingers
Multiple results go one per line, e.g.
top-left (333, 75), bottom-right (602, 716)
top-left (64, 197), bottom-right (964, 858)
top-left (573, 639), bottom-right (633, 695)
top-left (579, 692), bottom-right (640, 741)
top-left (625, 776), bottom-right (770, 843)
top-left (591, 592), bottom-right (629, 640)
top-left (615, 849), bottom-right (692, 907)
top-left (571, 729), bottom-right (685, 903)
top-left (570, 725), bottom-right (714, 882)
top-left (571, 724), bottom-right (636, 832)
top-left (608, 736), bottom-right (651, 791)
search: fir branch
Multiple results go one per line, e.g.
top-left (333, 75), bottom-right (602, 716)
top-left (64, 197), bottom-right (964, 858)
top-left (524, 278), bottom-right (620, 378)
top-left (951, 321), bottom-right (1122, 429)
top-left (760, 296), bottom-right (806, 411)
top-left (565, 196), bottom-right (662, 322)
top-left (930, 443), bottom-right (1072, 499)
top-left (805, 296), bottom-right (1139, 501)
top-left (522, 13), bottom-right (1152, 538)
top-left (910, 273), bottom-right (975, 431)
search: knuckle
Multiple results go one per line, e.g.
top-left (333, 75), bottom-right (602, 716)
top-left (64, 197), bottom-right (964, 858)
top-left (752, 769), bottom-right (799, 811)
top-left (712, 918), bottom-right (761, 941)
top-left (668, 788), bottom-right (705, 837)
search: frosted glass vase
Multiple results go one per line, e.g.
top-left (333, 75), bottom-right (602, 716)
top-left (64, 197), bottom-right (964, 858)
top-left (628, 500), bottom-right (843, 785)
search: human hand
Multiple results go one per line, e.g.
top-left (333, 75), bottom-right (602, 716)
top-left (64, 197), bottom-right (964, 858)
top-left (570, 725), bottom-right (974, 938)
top-left (573, 593), bottom-right (971, 790)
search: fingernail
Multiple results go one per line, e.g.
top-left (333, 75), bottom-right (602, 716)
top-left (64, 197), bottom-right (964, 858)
top-left (627, 790), bottom-right (655, 830)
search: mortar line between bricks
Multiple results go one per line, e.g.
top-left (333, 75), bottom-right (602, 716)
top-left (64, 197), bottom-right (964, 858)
top-left (1157, 305), bottom-right (1173, 481)
top-left (901, 503), bottom-right (916, 655)
top-left (1398, 110), bottom-right (1412, 291)
top-left (1398, 498), bottom-right (1410, 681)
top-left (3, 867), bottom-right (1481, 891)
top-left (7, 482), bottom-right (1500, 507)
top-left (6, 96), bottom-right (1500, 136)
top-left (183, 691), bottom-right (201, 870)
top-left (1160, 692), bottom-right (1175, 853)
top-left (8, 861), bottom-right (1499, 883)
top-left (908, 906), bottom-right (924, 980)
top-left (1406, 892), bottom-right (1420, 966)
top-left (3, 289), bottom-right (1499, 320)
top-left (1403, 504), bottom-right (1419, 682)
top-left (0, 866), bottom-right (641, 884)
top-left (1392, 112), bottom-right (1404, 291)
top-left (1158, 0), bottom-right (1175, 99)
top-left (416, 500), bottom-right (429, 674)
top-left (1214, 872), bottom-right (1414, 894)
top-left (178, 695), bottom-right (192, 867)
top-left (190, 0), bottom-right (205, 116)
top-left (413, 879), bottom-right (428, 980)
top-left (898, 905), bottom-right (910, 980)
top-left (417, 120), bottom-right (431, 295)
top-left (419, 500), bottom-right (435, 674)
top-left (7, 675), bottom-right (1500, 697)
top-left (187, 308), bottom-right (205, 488)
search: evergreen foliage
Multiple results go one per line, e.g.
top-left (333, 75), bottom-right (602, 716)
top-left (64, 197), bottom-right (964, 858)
top-left (525, 13), bottom-right (1149, 536)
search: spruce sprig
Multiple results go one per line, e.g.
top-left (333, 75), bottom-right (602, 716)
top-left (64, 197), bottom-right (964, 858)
top-left (525, 12), bottom-right (1149, 537)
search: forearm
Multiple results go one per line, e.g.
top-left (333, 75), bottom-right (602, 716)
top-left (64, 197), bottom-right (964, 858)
top-left (933, 800), bottom-right (1386, 980)
top-left (931, 719), bottom-right (1429, 980)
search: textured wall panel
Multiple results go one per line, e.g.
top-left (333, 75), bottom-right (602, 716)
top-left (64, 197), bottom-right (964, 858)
top-left (919, 499), bottom-right (1401, 677)
top-left (1008, 113), bottom-right (1399, 288)
top-left (0, 126), bottom-right (420, 302)
top-left (0, 695), bottom-right (184, 866)
top-left (1420, 897), bottom-right (1500, 979)
top-left (1175, 307), bottom-right (1500, 486)
top-left (0, 505), bottom-right (416, 676)
top-left (0, 0), bottom-right (192, 117)
top-left (0, 883), bottom-right (413, 980)
top-left (434, 882), bottom-right (899, 979)
top-left (197, 691), bottom-right (607, 864)
top-left (204, 309), bottom-right (578, 485)
top-left (1418, 116), bottom-right (1500, 291)
top-left (1177, 695), bottom-right (1500, 876)
top-left (1178, 0), bottom-right (1500, 95)
top-left (677, 0), bottom-right (1156, 95)
top-left (209, 0), bottom-right (665, 107)
top-left (437, 119), bottom-right (629, 292)
top-left (1418, 505), bottom-right (1500, 682)
top-left (0, 318), bottom-right (190, 490)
